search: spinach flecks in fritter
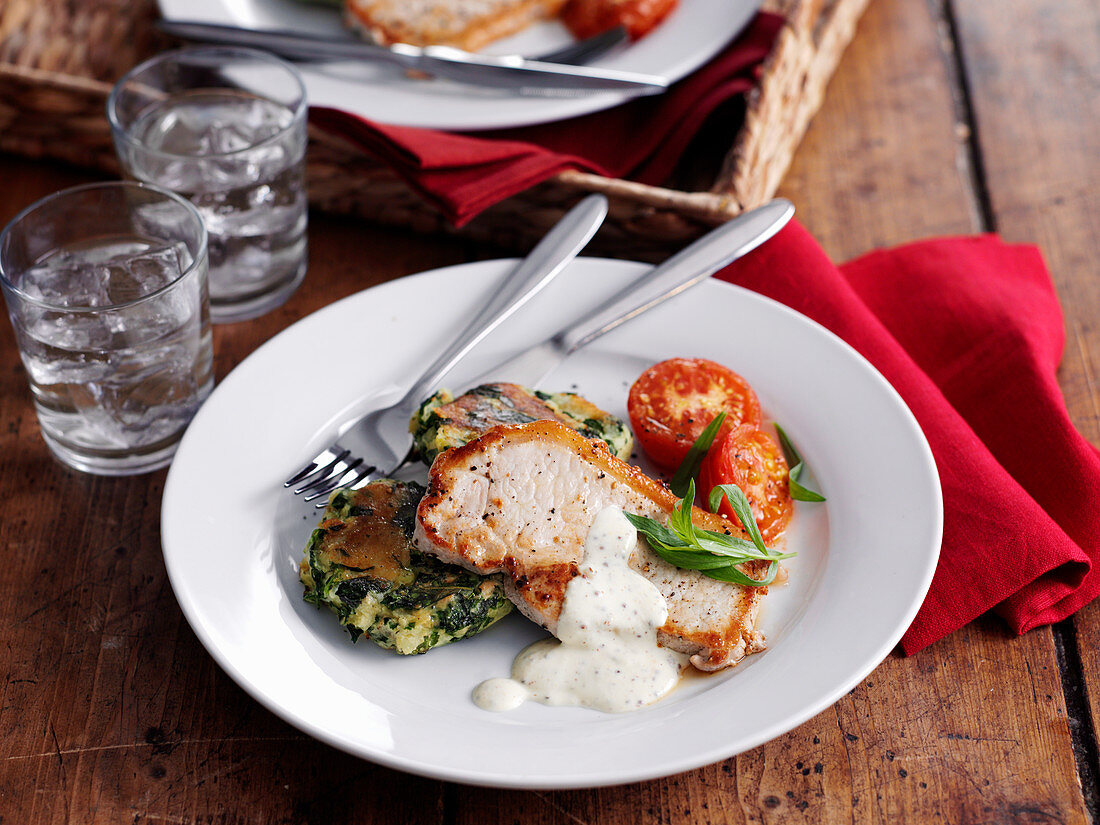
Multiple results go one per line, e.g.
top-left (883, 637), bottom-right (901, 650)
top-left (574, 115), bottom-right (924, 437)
top-left (300, 479), bottom-right (511, 655)
top-left (438, 590), bottom-right (501, 635)
top-left (304, 529), bottom-right (330, 607)
top-left (583, 418), bottom-right (605, 435)
top-left (336, 576), bottom-right (390, 611)
top-left (328, 488), bottom-right (354, 512)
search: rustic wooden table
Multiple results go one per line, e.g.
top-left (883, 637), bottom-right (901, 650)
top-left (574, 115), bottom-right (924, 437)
top-left (2, 0), bottom-right (1098, 821)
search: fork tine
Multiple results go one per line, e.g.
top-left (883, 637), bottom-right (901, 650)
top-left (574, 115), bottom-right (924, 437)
top-left (302, 478), bottom-right (345, 503)
top-left (287, 448), bottom-right (351, 490)
top-left (341, 464), bottom-right (380, 489)
top-left (299, 457), bottom-right (364, 496)
top-left (304, 463), bottom-right (379, 503)
top-left (293, 450), bottom-right (356, 495)
top-left (301, 466), bottom-right (360, 502)
top-left (533, 26), bottom-right (628, 65)
top-left (284, 461), bottom-right (322, 486)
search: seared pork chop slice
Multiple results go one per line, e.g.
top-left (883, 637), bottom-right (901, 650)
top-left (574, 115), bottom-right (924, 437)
top-left (415, 420), bottom-right (769, 671)
top-left (346, 0), bottom-right (568, 51)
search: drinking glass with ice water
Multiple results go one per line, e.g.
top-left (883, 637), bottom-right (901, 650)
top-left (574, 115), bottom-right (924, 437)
top-left (0, 182), bottom-right (213, 475)
top-left (108, 47), bottom-right (308, 323)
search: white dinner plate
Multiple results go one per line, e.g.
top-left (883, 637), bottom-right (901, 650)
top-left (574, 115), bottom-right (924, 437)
top-left (162, 258), bottom-right (943, 789)
top-left (155, 0), bottom-right (761, 130)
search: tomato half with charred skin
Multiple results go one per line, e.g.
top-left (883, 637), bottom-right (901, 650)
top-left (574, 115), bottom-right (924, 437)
top-left (699, 424), bottom-right (793, 543)
top-left (561, 0), bottom-right (679, 40)
top-left (627, 358), bottom-right (762, 470)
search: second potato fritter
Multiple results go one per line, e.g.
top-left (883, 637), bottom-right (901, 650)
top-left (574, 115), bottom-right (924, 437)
top-left (410, 382), bottom-right (633, 465)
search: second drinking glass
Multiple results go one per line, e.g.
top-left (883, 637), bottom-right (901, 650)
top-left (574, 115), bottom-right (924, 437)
top-left (108, 47), bottom-right (309, 323)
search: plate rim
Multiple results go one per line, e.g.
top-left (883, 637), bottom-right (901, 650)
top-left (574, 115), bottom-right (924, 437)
top-left (162, 257), bottom-right (943, 788)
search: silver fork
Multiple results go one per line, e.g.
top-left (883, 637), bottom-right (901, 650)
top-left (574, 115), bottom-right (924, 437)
top-left (533, 27), bottom-right (629, 65)
top-left (285, 193), bottom-right (609, 501)
top-left (289, 197), bottom-right (794, 505)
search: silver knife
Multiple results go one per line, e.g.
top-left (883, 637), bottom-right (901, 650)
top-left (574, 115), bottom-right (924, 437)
top-left (156, 20), bottom-right (668, 96)
top-left (473, 199), bottom-right (795, 388)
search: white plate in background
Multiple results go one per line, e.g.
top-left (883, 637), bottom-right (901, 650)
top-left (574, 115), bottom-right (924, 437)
top-left (155, 0), bottom-right (761, 129)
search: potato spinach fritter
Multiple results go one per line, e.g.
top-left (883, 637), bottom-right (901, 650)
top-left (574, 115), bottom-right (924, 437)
top-left (410, 382), bottom-right (633, 465)
top-left (300, 479), bottom-right (512, 654)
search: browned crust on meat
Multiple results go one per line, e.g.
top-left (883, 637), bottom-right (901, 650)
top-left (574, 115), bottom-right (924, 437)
top-left (346, 0), bottom-right (568, 51)
top-left (503, 557), bottom-right (577, 625)
top-left (416, 420), bottom-right (769, 670)
top-left (419, 421), bottom-right (724, 535)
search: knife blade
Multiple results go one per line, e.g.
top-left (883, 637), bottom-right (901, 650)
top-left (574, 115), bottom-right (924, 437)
top-left (472, 199), bottom-right (796, 388)
top-left (156, 20), bottom-right (668, 96)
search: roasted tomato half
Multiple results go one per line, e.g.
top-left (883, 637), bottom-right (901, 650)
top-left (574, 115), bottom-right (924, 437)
top-left (627, 357), bottom-right (762, 470)
top-left (699, 424), bottom-right (793, 543)
top-left (561, 0), bottom-right (679, 40)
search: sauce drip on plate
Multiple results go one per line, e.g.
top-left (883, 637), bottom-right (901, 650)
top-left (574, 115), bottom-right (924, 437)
top-left (473, 506), bottom-right (688, 713)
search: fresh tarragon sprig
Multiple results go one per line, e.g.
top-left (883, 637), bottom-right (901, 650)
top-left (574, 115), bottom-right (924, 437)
top-left (775, 423), bottom-right (826, 502)
top-left (624, 478), bottom-right (795, 587)
top-left (668, 411), bottom-right (726, 498)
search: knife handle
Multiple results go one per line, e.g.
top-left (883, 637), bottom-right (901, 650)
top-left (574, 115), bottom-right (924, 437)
top-left (554, 199), bottom-right (795, 355)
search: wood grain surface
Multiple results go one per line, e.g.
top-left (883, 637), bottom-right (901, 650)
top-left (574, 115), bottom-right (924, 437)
top-left (949, 0), bottom-right (1100, 807)
top-left (0, 0), bottom-right (1098, 821)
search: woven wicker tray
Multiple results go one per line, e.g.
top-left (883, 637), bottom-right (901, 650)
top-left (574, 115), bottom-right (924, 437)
top-left (0, 0), bottom-right (868, 259)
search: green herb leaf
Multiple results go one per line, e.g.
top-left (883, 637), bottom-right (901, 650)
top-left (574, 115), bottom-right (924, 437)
top-left (622, 512), bottom-right (683, 549)
top-left (708, 483), bottom-right (769, 554)
top-left (624, 478), bottom-right (794, 588)
top-left (669, 411), bottom-right (727, 497)
top-left (700, 560), bottom-right (782, 587)
top-left (774, 422), bottom-right (826, 502)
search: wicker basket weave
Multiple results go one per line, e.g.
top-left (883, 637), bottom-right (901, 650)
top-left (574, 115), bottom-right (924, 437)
top-left (0, 0), bottom-right (868, 259)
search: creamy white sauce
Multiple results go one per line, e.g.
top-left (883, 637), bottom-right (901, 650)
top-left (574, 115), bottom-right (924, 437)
top-left (471, 677), bottom-right (527, 712)
top-left (473, 506), bottom-right (688, 713)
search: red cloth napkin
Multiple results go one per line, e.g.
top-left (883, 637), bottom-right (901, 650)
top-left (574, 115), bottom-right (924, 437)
top-left (716, 220), bottom-right (1100, 654)
top-left (309, 12), bottom-right (783, 226)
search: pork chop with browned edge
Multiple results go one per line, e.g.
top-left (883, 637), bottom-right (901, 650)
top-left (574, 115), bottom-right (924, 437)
top-left (414, 419), bottom-right (769, 671)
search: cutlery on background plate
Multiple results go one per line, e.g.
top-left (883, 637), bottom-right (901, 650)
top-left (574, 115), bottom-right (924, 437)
top-left (528, 26), bottom-right (629, 66)
top-left (156, 20), bottom-right (665, 96)
top-left (159, 19), bottom-right (629, 67)
top-left (288, 198), bottom-right (795, 503)
top-left (285, 193), bottom-right (610, 500)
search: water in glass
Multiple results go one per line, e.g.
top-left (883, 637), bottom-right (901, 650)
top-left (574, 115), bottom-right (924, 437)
top-left (15, 236), bottom-right (213, 457)
top-left (126, 90), bottom-right (307, 311)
